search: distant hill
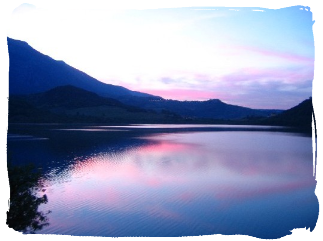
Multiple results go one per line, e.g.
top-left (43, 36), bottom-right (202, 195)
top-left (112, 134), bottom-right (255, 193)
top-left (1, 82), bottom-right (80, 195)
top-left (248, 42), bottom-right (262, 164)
top-left (26, 85), bottom-right (133, 110)
top-left (8, 85), bottom-right (312, 129)
top-left (8, 85), bottom-right (182, 124)
top-left (261, 97), bottom-right (313, 129)
top-left (8, 96), bottom-right (61, 123)
top-left (119, 96), bottom-right (282, 120)
top-left (7, 37), bottom-right (154, 98)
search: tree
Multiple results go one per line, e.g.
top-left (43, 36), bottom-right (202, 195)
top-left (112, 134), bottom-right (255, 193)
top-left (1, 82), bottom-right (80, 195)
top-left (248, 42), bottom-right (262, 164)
top-left (0, 150), bottom-right (50, 240)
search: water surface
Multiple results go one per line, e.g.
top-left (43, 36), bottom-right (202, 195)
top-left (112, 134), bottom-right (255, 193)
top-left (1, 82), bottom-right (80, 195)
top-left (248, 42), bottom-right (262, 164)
top-left (7, 124), bottom-right (318, 238)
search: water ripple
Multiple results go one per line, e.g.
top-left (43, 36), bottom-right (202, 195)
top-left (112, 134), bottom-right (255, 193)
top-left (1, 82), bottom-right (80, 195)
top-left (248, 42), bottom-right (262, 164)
top-left (33, 129), bottom-right (317, 238)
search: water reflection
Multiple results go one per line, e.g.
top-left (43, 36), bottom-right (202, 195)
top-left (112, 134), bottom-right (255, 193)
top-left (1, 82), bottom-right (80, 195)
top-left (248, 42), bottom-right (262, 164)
top-left (0, 125), bottom-right (323, 240)
top-left (7, 125), bottom-right (318, 238)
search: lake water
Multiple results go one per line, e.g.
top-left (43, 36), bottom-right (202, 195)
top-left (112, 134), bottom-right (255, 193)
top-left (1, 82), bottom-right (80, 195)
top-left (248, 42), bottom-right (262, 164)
top-left (7, 124), bottom-right (318, 238)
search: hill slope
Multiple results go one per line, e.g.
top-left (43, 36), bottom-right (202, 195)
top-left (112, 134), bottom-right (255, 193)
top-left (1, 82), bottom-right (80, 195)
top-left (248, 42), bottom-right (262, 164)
top-left (8, 86), bottom-right (182, 124)
top-left (7, 37), bottom-right (154, 98)
top-left (26, 85), bottom-right (131, 109)
top-left (263, 97), bottom-right (313, 129)
top-left (8, 96), bottom-right (60, 123)
top-left (119, 96), bottom-right (282, 120)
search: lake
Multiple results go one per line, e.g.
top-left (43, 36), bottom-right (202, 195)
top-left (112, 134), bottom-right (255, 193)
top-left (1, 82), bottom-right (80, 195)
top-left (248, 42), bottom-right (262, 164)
top-left (7, 124), bottom-right (318, 238)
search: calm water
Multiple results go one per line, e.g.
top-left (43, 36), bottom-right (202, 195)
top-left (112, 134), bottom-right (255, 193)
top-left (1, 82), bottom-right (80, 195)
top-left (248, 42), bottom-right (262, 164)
top-left (7, 124), bottom-right (318, 238)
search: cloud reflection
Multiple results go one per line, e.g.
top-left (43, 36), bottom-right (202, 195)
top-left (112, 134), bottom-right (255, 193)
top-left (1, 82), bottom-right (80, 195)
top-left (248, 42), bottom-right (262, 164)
top-left (39, 131), bottom-right (316, 237)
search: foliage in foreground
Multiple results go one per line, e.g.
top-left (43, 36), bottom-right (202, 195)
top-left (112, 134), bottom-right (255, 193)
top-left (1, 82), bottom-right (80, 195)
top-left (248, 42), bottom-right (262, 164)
top-left (7, 163), bottom-right (51, 233)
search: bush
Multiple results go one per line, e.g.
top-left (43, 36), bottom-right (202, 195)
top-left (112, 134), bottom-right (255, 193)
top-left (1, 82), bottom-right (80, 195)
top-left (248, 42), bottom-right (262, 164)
top-left (7, 163), bottom-right (51, 233)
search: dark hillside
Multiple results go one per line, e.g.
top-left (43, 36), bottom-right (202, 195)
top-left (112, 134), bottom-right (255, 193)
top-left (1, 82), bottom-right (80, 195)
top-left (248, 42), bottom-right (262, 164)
top-left (8, 96), bottom-right (65, 123)
top-left (7, 38), bottom-right (154, 98)
top-left (119, 96), bottom-right (282, 120)
top-left (8, 86), bottom-right (183, 124)
top-left (26, 85), bottom-right (132, 110)
top-left (259, 97), bottom-right (313, 130)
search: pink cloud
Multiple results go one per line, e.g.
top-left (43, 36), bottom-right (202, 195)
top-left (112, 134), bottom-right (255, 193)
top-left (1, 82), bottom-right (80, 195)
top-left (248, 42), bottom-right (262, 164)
top-left (139, 88), bottom-right (226, 101)
top-left (131, 66), bottom-right (312, 108)
top-left (241, 45), bottom-right (314, 64)
top-left (221, 66), bottom-right (313, 85)
top-left (217, 67), bottom-right (313, 108)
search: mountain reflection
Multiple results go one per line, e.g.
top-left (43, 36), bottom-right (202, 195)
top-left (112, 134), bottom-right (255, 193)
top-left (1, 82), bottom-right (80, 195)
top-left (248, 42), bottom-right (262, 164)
top-left (39, 133), bottom-right (323, 239)
top-left (7, 125), bottom-right (318, 238)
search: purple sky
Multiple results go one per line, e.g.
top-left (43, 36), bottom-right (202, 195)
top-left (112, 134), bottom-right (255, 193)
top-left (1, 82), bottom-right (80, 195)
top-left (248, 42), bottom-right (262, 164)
top-left (7, 4), bottom-right (314, 109)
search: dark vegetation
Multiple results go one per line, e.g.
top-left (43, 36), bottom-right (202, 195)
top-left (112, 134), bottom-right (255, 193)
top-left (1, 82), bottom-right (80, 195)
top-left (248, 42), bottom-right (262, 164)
top-left (119, 96), bottom-right (281, 120)
top-left (8, 85), bottom-right (313, 131)
top-left (7, 163), bottom-right (50, 233)
top-left (259, 97), bottom-right (313, 128)
top-left (8, 96), bottom-right (63, 123)
top-left (0, 86), bottom-right (323, 129)
top-left (7, 84), bottom-right (286, 125)
top-left (8, 85), bottom-right (183, 124)
top-left (27, 85), bottom-right (125, 108)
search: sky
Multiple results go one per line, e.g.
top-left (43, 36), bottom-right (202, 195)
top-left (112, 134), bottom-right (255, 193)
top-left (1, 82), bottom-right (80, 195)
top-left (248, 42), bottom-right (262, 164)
top-left (7, 3), bottom-right (315, 109)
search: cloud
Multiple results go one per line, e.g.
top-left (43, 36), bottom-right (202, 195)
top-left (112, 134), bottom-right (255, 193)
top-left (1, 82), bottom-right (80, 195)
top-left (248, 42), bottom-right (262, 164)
top-left (220, 66), bottom-right (313, 87)
top-left (138, 88), bottom-right (226, 101)
top-left (8, 6), bottom-right (314, 110)
top-left (213, 66), bottom-right (313, 108)
top-left (237, 45), bottom-right (314, 64)
top-left (114, 63), bottom-right (313, 108)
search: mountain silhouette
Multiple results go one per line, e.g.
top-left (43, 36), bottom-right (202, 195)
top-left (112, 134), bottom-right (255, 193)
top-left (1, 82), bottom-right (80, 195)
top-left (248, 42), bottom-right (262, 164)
top-left (266, 97), bottom-right (323, 128)
top-left (8, 85), bottom-right (182, 124)
top-left (8, 96), bottom-right (58, 123)
top-left (8, 37), bottom-right (283, 120)
top-left (7, 37), bottom-right (154, 98)
top-left (119, 96), bottom-right (282, 120)
top-left (26, 85), bottom-right (132, 109)
top-left (8, 83), bottom-right (313, 129)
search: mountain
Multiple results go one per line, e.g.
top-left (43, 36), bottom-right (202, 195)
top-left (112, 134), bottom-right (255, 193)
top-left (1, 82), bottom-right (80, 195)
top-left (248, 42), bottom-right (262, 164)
top-left (119, 96), bottom-right (282, 120)
top-left (26, 85), bottom-right (133, 110)
top-left (7, 37), bottom-right (154, 98)
top-left (8, 85), bottom-right (182, 124)
top-left (261, 97), bottom-right (313, 129)
top-left (7, 37), bottom-right (281, 121)
top-left (8, 96), bottom-right (60, 123)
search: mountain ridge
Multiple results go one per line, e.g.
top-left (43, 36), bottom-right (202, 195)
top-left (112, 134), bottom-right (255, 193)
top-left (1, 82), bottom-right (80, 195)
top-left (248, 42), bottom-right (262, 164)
top-left (261, 97), bottom-right (313, 128)
top-left (118, 95), bottom-right (282, 120)
top-left (26, 85), bottom-right (128, 109)
top-left (8, 37), bottom-right (283, 120)
top-left (8, 85), bottom-right (312, 130)
top-left (7, 37), bottom-right (155, 98)
top-left (8, 85), bottom-right (182, 124)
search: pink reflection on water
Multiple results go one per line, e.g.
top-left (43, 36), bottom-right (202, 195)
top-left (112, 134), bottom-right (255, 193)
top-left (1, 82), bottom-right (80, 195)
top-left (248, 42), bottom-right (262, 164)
top-left (139, 141), bottom-right (190, 153)
top-left (40, 131), bottom-right (315, 234)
